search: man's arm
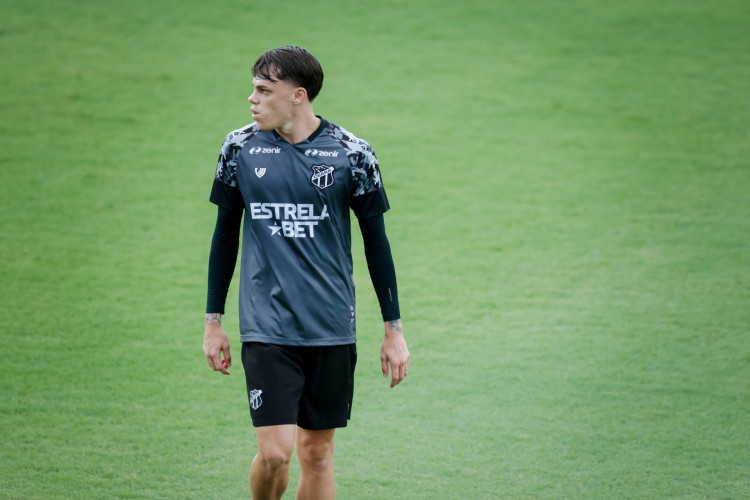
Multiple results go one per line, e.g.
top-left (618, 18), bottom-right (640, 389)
top-left (204, 205), bottom-right (242, 375)
top-left (359, 214), bottom-right (410, 388)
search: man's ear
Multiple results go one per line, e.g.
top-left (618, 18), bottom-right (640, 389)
top-left (292, 87), bottom-right (308, 105)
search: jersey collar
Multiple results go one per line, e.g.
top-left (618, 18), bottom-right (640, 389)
top-left (272, 116), bottom-right (327, 144)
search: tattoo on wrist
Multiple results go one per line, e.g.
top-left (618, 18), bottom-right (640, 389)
top-left (205, 313), bottom-right (221, 324)
top-left (387, 319), bottom-right (402, 331)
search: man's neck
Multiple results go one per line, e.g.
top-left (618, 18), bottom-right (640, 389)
top-left (276, 111), bottom-right (321, 145)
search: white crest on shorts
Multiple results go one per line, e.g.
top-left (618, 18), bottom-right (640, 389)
top-left (249, 389), bottom-right (263, 410)
top-left (255, 167), bottom-right (266, 178)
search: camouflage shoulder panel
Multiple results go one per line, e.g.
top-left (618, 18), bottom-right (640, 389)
top-left (324, 122), bottom-right (382, 196)
top-left (214, 123), bottom-right (259, 187)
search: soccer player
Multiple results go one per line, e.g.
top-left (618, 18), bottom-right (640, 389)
top-left (202, 46), bottom-right (409, 500)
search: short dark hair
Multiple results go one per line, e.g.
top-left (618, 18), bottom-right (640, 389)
top-left (253, 46), bottom-right (324, 102)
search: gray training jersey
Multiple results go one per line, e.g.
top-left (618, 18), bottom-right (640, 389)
top-left (210, 118), bottom-right (390, 346)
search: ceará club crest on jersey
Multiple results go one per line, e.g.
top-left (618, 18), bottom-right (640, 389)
top-left (310, 164), bottom-right (335, 190)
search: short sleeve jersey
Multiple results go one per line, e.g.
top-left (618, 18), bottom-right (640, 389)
top-left (210, 118), bottom-right (390, 346)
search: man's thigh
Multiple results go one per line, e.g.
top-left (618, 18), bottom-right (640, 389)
top-left (255, 424), bottom-right (297, 461)
top-left (298, 344), bottom-right (356, 430)
top-left (241, 342), bottom-right (305, 427)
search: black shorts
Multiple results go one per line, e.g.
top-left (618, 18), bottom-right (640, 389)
top-left (241, 342), bottom-right (357, 430)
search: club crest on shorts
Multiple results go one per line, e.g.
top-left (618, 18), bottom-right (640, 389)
top-left (249, 389), bottom-right (263, 410)
top-left (310, 164), bottom-right (335, 190)
top-left (255, 168), bottom-right (266, 178)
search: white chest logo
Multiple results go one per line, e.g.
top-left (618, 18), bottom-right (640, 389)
top-left (255, 168), bottom-right (266, 178)
top-left (311, 164), bottom-right (335, 190)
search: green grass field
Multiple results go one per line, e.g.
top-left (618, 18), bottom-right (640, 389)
top-left (2, 0), bottom-right (749, 498)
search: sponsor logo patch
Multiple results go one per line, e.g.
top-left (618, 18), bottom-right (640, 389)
top-left (250, 202), bottom-right (330, 238)
top-left (305, 149), bottom-right (339, 158)
top-left (248, 146), bottom-right (281, 155)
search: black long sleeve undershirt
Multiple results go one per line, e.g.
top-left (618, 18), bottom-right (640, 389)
top-left (358, 214), bottom-right (401, 321)
top-left (206, 207), bottom-right (400, 321)
top-left (206, 205), bottom-right (242, 314)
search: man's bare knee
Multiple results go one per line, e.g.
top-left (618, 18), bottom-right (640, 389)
top-left (257, 447), bottom-right (292, 471)
top-left (299, 444), bottom-right (332, 471)
top-left (255, 425), bottom-right (296, 472)
top-left (297, 430), bottom-right (335, 472)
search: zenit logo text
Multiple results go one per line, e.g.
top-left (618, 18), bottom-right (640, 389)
top-left (250, 202), bottom-right (329, 238)
top-left (248, 147), bottom-right (281, 154)
top-left (305, 149), bottom-right (339, 158)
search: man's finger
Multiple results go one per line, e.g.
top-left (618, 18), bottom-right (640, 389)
top-left (215, 352), bottom-right (230, 375)
top-left (390, 361), bottom-right (405, 388)
top-left (206, 349), bottom-right (230, 375)
top-left (209, 353), bottom-right (220, 371)
top-left (204, 347), bottom-right (217, 370)
top-left (381, 356), bottom-right (389, 379)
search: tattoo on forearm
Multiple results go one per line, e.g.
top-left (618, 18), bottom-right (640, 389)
top-left (387, 319), bottom-right (402, 332)
top-left (205, 313), bottom-right (221, 324)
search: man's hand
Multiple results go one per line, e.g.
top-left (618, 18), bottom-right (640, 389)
top-left (204, 313), bottom-right (232, 375)
top-left (380, 319), bottom-right (409, 388)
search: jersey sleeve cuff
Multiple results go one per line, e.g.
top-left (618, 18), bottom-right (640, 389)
top-left (210, 178), bottom-right (245, 211)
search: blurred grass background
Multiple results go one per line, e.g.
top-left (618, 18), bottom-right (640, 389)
top-left (1, 0), bottom-right (748, 498)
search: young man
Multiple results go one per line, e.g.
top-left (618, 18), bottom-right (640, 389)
top-left (203, 46), bottom-right (409, 500)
